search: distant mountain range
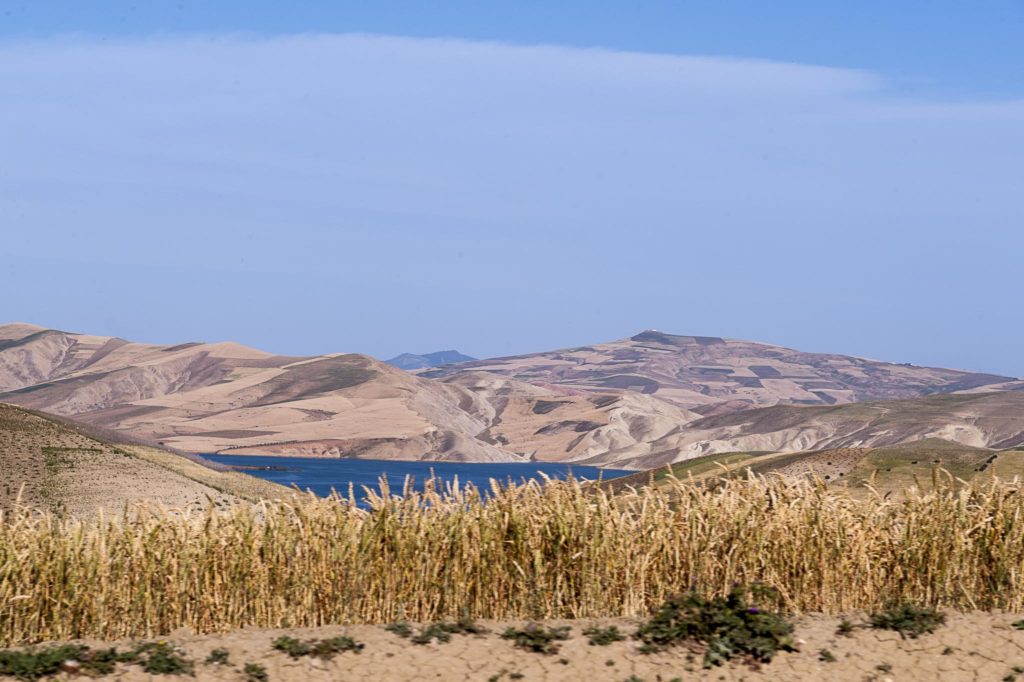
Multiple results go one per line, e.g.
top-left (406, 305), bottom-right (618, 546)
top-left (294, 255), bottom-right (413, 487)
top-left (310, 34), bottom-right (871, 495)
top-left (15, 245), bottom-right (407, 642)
top-left (386, 350), bottom-right (476, 370)
top-left (0, 322), bottom-right (1020, 469)
top-left (423, 330), bottom-right (1010, 412)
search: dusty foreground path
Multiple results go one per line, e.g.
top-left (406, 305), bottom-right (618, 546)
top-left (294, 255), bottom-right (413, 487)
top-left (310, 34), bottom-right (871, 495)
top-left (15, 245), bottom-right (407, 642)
top-left (7, 613), bottom-right (1024, 681)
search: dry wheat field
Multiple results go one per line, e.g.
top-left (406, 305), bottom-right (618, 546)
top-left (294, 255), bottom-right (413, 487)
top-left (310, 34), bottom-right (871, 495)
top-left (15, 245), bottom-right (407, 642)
top-left (2, 473), bottom-right (1024, 649)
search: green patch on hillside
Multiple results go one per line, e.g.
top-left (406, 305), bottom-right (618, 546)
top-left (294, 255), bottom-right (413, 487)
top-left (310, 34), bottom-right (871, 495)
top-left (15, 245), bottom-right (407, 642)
top-left (613, 438), bottom-right (1024, 500)
top-left (254, 356), bottom-right (378, 406)
top-left (661, 452), bottom-right (765, 479)
top-left (982, 450), bottom-right (1024, 481)
top-left (606, 452), bottom-right (765, 492)
top-left (840, 440), bottom-right (995, 491)
top-left (742, 451), bottom-right (825, 477)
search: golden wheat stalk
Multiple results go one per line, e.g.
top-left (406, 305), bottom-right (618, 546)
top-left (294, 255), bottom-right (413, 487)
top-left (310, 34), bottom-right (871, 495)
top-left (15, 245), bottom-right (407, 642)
top-left (2, 473), bottom-right (1023, 646)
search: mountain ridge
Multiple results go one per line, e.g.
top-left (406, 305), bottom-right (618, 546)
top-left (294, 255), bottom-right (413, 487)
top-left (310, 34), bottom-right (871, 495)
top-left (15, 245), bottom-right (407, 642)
top-left (386, 350), bottom-right (477, 370)
top-left (1, 322), bottom-right (1020, 470)
top-left (0, 324), bottom-right (696, 466)
top-left (423, 329), bottom-right (1014, 412)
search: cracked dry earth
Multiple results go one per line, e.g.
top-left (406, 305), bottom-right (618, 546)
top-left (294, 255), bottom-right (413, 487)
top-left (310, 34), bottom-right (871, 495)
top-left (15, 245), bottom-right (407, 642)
top-left (8, 613), bottom-right (1024, 681)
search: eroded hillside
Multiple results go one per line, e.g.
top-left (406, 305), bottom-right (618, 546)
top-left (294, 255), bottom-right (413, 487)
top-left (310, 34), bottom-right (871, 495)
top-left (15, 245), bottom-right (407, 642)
top-left (425, 330), bottom-right (1011, 412)
top-left (1, 323), bottom-right (1020, 469)
top-left (0, 325), bottom-right (696, 466)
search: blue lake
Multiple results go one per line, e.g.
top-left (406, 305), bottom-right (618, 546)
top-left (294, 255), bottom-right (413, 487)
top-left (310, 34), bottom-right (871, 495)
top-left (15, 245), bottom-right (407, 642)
top-left (203, 454), bottom-right (631, 505)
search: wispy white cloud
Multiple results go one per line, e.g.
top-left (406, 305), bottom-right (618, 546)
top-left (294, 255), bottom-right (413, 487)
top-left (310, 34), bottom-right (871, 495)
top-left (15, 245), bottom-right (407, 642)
top-left (0, 33), bottom-right (1021, 373)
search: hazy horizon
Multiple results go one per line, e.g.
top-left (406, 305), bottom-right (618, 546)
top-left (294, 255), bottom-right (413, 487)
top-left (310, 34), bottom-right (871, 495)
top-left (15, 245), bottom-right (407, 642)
top-left (2, 3), bottom-right (1022, 376)
top-left (5, 319), bottom-right (1019, 380)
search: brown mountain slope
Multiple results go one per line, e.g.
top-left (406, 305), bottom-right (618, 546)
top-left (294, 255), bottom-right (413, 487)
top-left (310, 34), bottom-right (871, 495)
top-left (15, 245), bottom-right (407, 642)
top-left (0, 324), bottom-right (695, 466)
top-left (613, 438), bottom-right (1024, 497)
top-left (2, 324), bottom-right (1020, 470)
top-left (591, 391), bottom-right (1024, 469)
top-left (424, 330), bottom-right (1012, 413)
top-left (0, 403), bottom-right (289, 516)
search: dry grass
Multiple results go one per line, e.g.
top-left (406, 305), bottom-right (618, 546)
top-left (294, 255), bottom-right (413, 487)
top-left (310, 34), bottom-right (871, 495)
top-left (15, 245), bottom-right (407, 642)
top-left (119, 444), bottom-right (292, 502)
top-left (0, 403), bottom-right (292, 517)
top-left (2, 473), bottom-right (1024, 646)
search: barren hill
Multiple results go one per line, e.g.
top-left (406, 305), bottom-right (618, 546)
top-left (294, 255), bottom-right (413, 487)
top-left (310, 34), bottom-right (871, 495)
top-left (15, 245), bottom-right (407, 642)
top-left (425, 330), bottom-right (1011, 412)
top-left (0, 324), bottom-right (694, 466)
top-left (613, 436), bottom-right (1024, 497)
top-left (1, 323), bottom-right (1020, 470)
top-left (592, 391), bottom-right (1024, 469)
top-left (0, 402), bottom-right (289, 516)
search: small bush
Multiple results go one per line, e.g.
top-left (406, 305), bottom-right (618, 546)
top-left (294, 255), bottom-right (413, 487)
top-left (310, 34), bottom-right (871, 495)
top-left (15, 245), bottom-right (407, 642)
top-left (0, 644), bottom-right (89, 680)
top-left (205, 648), bottom-right (230, 665)
top-left (244, 661), bottom-right (269, 682)
top-left (272, 635), bottom-right (363, 659)
top-left (448, 616), bottom-right (488, 636)
top-left (818, 649), bottom-right (836, 662)
top-left (501, 624), bottom-right (572, 654)
top-left (634, 585), bottom-right (796, 668)
top-left (0, 641), bottom-right (196, 680)
top-left (384, 622), bottom-right (413, 638)
top-left (869, 603), bottom-right (946, 639)
top-left (836, 619), bottom-right (856, 637)
top-left (583, 625), bottom-right (626, 646)
top-left (128, 642), bottom-right (194, 675)
top-left (272, 635), bottom-right (313, 658)
top-left (411, 617), bottom-right (488, 645)
top-left (411, 624), bottom-right (453, 645)
top-left (1012, 619), bottom-right (1024, 631)
top-left (386, 617), bottom-right (487, 645)
top-left (80, 648), bottom-right (124, 675)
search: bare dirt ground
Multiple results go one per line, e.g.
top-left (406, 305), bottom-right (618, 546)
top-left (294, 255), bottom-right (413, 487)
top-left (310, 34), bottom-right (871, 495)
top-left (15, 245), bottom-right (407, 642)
top-left (11, 613), bottom-right (1024, 681)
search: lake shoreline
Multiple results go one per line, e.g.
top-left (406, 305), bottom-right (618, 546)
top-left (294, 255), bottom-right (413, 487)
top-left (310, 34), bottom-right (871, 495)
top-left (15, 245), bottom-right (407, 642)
top-left (201, 454), bottom-right (631, 506)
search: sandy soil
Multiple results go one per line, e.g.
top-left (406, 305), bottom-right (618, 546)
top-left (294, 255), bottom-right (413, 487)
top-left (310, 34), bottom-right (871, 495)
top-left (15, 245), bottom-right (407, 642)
top-left (14, 613), bottom-right (1024, 681)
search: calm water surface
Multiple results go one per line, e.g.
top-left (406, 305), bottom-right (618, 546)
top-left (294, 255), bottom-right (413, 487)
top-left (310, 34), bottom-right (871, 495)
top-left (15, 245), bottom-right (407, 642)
top-left (203, 454), bottom-right (630, 506)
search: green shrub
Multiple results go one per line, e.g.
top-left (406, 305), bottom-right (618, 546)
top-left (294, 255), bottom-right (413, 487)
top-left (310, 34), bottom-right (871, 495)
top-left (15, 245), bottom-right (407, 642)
top-left (272, 636), bottom-right (313, 658)
top-left (583, 625), bottom-right (626, 646)
top-left (634, 585), bottom-right (796, 667)
top-left (0, 645), bottom-right (89, 680)
top-left (0, 641), bottom-right (194, 680)
top-left (79, 648), bottom-right (123, 675)
top-left (384, 622), bottom-right (413, 638)
top-left (869, 603), bottom-right (946, 639)
top-left (386, 617), bottom-right (487, 644)
top-left (127, 642), bottom-right (194, 675)
top-left (244, 661), bottom-right (269, 682)
top-left (411, 624), bottom-right (453, 645)
top-left (411, 618), bottom-right (488, 645)
top-left (205, 647), bottom-right (230, 665)
top-left (272, 634), bottom-right (363, 659)
top-left (500, 624), bottom-right (572, 654)
top-left (836, 619), bottom-right (856, 637)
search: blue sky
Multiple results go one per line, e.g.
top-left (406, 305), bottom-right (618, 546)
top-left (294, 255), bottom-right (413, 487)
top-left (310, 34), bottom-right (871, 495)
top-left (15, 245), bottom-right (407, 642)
top-left (1, 2), bottom-right (1022, 376)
